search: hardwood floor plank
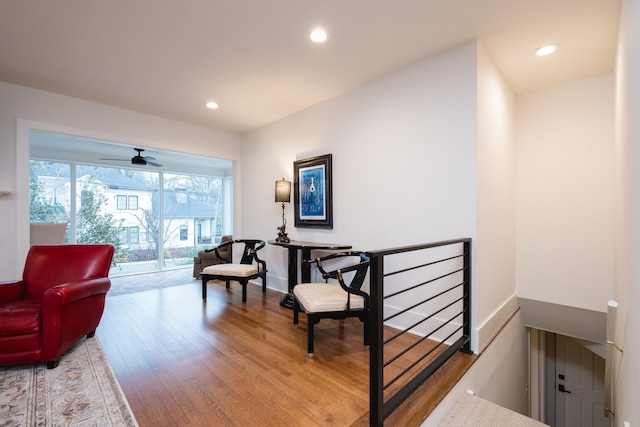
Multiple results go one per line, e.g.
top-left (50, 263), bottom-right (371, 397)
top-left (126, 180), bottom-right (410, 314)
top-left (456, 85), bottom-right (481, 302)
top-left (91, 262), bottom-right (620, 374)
top-left (98, 279), bottom-right (474, 426)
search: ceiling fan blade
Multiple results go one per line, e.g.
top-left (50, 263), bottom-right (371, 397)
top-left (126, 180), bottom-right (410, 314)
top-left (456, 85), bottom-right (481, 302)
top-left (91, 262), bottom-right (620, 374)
top-left (101, 148), bottom-right (162, 167)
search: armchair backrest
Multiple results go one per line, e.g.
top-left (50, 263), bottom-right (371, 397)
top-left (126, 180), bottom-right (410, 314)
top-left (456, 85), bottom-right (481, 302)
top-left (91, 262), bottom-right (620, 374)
top-left (217, 234), bottom-right (233, 257)
top-left (236, 239), bottom-right (266, 265)
top-left (314, 252), bottom-right (370, 291)
top-left (23, 244), bottom-right (115, 299)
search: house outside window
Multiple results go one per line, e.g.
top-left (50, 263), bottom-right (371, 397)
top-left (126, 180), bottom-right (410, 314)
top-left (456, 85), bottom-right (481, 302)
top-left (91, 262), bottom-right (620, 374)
top-left (117, 195), bottom-right (138, 210)
top-left (129, 226), bottom-right (139, 244)
top-left (180, 225), bottom-right (188, 241)
top-left (128, 195), bottom-right (138, 209)
top-left (112, 226), bottom-right (140, 244)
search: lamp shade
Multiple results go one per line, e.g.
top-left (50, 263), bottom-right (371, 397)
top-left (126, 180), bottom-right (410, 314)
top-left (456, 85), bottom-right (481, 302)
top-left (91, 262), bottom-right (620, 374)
top-left (275, 178), bottom-right (291, 203)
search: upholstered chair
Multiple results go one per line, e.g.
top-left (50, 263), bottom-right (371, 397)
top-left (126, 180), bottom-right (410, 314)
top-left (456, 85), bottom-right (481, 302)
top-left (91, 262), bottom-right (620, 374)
top-left (0, 244), bottom-right (114, 368)
top-left (193, 234), bottom-right (233, 279)
top-left (293, 252), bottom-right (370, 357)
top-left (200, 239), bottom-right (267, 304)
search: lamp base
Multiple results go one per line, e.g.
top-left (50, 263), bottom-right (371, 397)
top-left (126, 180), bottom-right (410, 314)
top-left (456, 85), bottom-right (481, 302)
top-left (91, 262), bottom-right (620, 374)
top-left (276, 216), bottom-right (290, 243)
top-left (275, 233), bottom-right (290, 243)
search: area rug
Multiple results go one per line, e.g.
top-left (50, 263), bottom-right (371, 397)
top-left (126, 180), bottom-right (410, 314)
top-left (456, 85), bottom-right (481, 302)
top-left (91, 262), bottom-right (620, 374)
top-left (0, 337), bottom-right (138, 427)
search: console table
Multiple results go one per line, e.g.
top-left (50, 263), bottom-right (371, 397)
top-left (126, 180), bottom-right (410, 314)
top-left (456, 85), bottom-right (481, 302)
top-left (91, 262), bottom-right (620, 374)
top-left (269, 240), bottom-right (352, 309)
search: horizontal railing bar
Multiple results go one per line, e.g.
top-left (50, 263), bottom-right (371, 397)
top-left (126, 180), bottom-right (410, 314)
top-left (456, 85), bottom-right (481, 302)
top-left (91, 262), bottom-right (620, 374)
top-left (383, 254), bottom-right (464, 279)
top-left (384, 282), bottom-right (463, 324)
top-left (384, 267), bottom-right (465, 300)
top-left (384, 295), bottom-right (464, 346)
top-left (384, 323), bottom-right (464, 391)
top-left (366, 238), bottom-right (471, 259)
top-left (384, 307), bottom-right (464, 369)
top-left (383, 335), bottom-right (470, 418)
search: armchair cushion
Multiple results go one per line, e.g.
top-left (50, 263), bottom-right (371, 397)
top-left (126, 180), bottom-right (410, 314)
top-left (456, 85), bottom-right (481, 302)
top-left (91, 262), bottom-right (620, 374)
top-left (203, 264), bottom-right (258, 277)
top-left (293, 283), bottom-right (366, 312)
top-left (0, 300), bottom-right (41, 335)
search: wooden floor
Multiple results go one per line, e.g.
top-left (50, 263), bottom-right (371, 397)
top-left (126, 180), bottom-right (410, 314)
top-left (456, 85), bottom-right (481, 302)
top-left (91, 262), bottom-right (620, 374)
top-left (98, 280), bottom-right (475, 426)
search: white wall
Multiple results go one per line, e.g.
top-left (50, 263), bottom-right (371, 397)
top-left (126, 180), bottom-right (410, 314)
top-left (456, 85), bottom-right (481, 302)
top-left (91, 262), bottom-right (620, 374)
top-left (612, 0), bottom-right (640, 424)
top-left (0, 81), bottom-right (241, 280)
top-left (476, 42), bottom-right (518, 351)
top-left (515, 74), bottom-right (614, 312)
top-left (242, 40), bottom-right (520, 353)
top-left (242, 40), bottom-right (480, 333)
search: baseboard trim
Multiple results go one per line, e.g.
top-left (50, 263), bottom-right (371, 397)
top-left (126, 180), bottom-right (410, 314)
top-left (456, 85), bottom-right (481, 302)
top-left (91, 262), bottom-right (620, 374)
top-left (474, 294), bottom-right (519, 353)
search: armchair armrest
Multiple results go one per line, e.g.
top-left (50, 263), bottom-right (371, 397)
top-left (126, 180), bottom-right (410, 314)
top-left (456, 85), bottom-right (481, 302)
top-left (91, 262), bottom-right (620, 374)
top-left (0, 280), bottom-right (25, 304)
top-left (211, 240), bottom-right (234, 263)
top-left (42, 277), bottom-right (111, 306)
top-left (40, 277), bottom-right (111, 363)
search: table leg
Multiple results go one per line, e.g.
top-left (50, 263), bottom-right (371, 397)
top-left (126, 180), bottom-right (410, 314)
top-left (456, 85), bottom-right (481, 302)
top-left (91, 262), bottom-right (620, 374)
top-left (279, 248), bottom-right (298, 309)
top-left (300, 248), bottom-right (312, 282)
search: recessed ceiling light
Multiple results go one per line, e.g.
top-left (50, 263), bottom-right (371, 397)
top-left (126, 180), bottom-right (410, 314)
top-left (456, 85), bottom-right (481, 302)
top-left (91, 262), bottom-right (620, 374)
top-left (535, 44), bottom-right (559, 56)
top-left (310, 28), bottom-right (327, 43)
top-left (206, 101), bottom-right (219, 109)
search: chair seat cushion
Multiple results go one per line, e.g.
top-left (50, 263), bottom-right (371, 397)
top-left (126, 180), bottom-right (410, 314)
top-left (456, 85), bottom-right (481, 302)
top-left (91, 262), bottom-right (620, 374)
top-left (294, 283), bottom-right (365, 313)
top-left (0, 300), bottom-right (42, 336)
top-left (203, 264), bottom-right (258, 277)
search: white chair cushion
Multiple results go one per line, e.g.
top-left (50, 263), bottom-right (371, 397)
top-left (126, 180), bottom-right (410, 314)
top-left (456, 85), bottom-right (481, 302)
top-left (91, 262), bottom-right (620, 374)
top-left (203, 264), bottom-right (258, 277)
top-left (293, 283), bottom-right (365, 313)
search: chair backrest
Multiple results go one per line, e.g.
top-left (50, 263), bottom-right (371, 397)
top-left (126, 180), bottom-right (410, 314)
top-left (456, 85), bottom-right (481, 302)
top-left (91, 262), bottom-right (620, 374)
top-left (218, 235), bottom-right (233, 257)
top-left (235, 239), bottom-right (265, 265)
top-left (315, 252), bottom-right (370, 291)
top-left (23, 244), bottom-right (115, 299)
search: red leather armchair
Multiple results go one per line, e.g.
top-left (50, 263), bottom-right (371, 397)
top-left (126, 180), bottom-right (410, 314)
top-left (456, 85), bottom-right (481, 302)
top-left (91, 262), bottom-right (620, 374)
top-left (0, 244), bottom-right (114, 368)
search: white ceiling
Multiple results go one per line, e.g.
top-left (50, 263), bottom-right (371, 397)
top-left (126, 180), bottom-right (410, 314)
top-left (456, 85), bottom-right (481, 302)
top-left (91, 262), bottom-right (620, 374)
top-left (0, 0), bottom-right (620, 135)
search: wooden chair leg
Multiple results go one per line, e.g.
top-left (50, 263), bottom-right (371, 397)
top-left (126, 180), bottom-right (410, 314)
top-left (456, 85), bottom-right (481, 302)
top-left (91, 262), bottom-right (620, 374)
top-left (307, 315), bottom-right (322, 357)
top-left (362, 315), bottom-right (370, 348)
top-left (241, 281), bottom-right (247, 303)
top-left (201, 277), bottom-right (208, 300)
top-left (293, 298), bottom-right (299, 326)
top-left (307, 318), bottom-right (315, 357)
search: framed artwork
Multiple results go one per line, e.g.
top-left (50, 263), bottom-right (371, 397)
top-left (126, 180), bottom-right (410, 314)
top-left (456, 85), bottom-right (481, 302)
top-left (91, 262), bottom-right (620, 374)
top-left (294, 154), bottom-right (333, 229)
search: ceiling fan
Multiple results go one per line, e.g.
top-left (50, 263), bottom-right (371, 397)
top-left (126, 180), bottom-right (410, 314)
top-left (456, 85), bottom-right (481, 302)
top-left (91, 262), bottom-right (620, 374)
top-left (101, 148), bottom-right (163, 167)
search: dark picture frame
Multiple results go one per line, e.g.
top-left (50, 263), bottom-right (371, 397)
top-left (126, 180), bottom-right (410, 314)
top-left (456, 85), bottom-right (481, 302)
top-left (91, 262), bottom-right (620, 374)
top-left (294, 154), bottom-right (333, 229)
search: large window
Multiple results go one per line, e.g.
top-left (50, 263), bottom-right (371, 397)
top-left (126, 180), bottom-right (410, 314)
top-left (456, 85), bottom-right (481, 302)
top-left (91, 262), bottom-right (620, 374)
top-left (29, 130), bottom-right (231, 276)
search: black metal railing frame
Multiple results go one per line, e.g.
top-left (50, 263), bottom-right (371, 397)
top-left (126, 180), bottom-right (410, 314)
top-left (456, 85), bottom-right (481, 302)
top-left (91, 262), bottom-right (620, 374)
top-left (367, 238), bottom-right (472, 426)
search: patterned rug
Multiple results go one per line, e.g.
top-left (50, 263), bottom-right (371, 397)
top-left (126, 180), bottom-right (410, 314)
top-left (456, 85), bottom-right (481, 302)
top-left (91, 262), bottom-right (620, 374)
top-left (0, 337), bottom-right (138, 427)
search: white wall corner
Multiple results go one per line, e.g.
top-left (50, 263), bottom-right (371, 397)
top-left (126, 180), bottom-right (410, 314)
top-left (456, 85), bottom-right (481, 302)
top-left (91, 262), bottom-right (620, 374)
top-left (266, 272), bottom-right (288, 294)
top-left (474, 293), bottom-right (519, 353)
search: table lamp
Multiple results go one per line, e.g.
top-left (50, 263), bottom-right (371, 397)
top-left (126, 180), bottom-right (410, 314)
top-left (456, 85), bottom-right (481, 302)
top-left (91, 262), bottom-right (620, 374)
top-left (275, 178), bottom-right (291, 243)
